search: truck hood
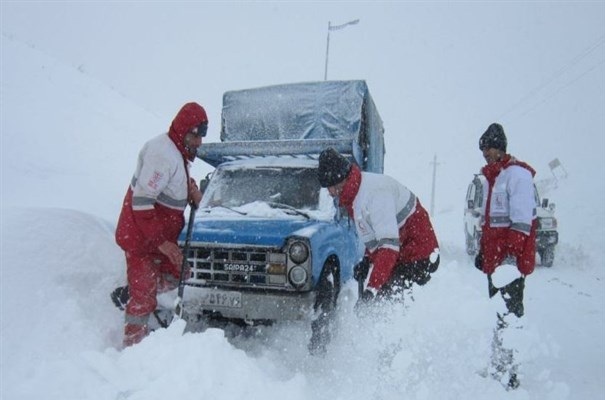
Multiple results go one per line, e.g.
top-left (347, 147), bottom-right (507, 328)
top-left (181, 217), bottom-right (326, 248)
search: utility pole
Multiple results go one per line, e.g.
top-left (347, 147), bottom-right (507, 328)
top-left (429, 153), bottom-right (440, 218)
top-left (324, 19), bottom-right (359, 80)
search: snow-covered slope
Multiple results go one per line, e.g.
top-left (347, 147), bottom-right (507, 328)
top-left (1, 33), bottom-right (163, 222)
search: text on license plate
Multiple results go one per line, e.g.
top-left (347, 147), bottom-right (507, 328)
top-left (200, 290), bottom-right (242, 308)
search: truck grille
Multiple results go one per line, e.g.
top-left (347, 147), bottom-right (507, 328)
top-left (185, 246), bottom-right (289, 290)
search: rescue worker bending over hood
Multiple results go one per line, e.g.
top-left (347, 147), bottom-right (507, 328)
top-left (317, 147), bottom-right (440, 305)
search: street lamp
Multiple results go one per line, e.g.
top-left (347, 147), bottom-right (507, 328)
top-left (324, 19), bottom-right (360, 80)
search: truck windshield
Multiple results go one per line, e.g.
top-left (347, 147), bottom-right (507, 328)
top-left (201, 166), bottom-right (321, 211)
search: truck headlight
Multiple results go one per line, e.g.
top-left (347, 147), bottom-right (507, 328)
top-left (289, 266), bottom-right (308, 287)
top-left (288, 241), bottom-right (309, 264)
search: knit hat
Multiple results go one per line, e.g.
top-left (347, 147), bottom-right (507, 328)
top-left (318, 147), bottom-right (352, 187)
top-left (479, 123), bottom-right (507, 152)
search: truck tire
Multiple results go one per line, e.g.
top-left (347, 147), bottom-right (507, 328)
top-left (540, 245), bottom-right (555, 268)
top-left (308, 256), bottom-right (341, 355)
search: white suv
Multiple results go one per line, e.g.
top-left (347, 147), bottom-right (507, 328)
top-left (464, 174), bottom-right (558, 267)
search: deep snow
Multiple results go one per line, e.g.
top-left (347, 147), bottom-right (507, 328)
top-left (2, 4), bottom-right (605, 400)
top-left (2, 204), bottom-right (604, 400)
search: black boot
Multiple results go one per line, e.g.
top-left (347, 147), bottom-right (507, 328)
top-left (507, 372), bottom-right (520, 390)
top-left (110, 285), bottom-right (129, 311)
top-left (500, 277), bottom-right (525, 318)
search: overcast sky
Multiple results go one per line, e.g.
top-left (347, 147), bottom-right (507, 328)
top-left (2, 1), bottom-right (604, 229)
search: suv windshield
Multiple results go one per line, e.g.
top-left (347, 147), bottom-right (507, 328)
top-left (201, 166), bottom-right (321, 210)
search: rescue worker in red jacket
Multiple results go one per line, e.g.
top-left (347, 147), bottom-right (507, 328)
top-left (475, 122), bottom-right (537, 390)
top-left (115, 102), bottom-right (207, 347)
top-left (317, 147), bottom-right (440, 304)
top-left (475, 122), bottom-right (537, 317)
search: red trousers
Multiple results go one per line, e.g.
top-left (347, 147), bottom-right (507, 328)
top-left (123, 251), bottom-right (180, 347)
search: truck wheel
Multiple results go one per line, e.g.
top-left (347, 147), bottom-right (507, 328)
top-left (540, 246), bottom-right (555, 268)
top-left (308, 256), bottom-right (341, 355)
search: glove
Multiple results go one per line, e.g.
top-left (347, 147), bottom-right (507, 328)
top-left (399, 263), bottom-right (429, 287)
top-left (188, 178), bottom-right (202, 208)
top-left (414, 269), bottom-right (431, 286)
top-left (353, 257), bottom-right (371, 282)
top-left (475, 252), bottom-right (483, 271)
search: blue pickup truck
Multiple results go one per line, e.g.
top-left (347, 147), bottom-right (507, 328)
top-left (179, 80), bottom-right (385, 352)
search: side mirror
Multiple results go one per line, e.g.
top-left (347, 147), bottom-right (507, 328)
top-left (549, 203), bottom-right (556, 212)
top-left (467, 200), bottom-right (474, 209)
top-left (541, 198), bottom-right (549, 208)
top-left (199, 172), bottom-right (212, 194)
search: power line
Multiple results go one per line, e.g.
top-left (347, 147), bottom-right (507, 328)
top-left (517, 57), bottom-right (605, 119)
top-left (496, 34), bottom-right (605, 121)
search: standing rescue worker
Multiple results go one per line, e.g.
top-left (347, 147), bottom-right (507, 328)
top-left (475, 122), bottom-right (537, 389)
top-left (115, 102), bottom-right (207, 347)
top-left (317, 147), bottom-right (440, 304)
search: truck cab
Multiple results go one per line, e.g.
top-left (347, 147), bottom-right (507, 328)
top-left (179, 80), bottom-right (385, 352)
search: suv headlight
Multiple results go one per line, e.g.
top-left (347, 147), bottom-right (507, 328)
top-left (288, 241), bottom-right (309, 264)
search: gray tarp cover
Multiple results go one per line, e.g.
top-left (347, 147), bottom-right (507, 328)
top-left (199, 80), bottom-right (384, 173)
top-left (221, 80), bottom-right (381, 142)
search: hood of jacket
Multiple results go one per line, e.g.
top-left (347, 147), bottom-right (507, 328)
top-left (168, 102), bottom-right (208, 161)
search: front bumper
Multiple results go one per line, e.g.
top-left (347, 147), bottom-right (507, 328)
top-left (182, 285), bottom-right (315, 321)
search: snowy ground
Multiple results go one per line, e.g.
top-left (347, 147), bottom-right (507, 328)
top-left (2, 205), bottom-right (604, 400)
top-left (2, 5), bottom-right (605, 400)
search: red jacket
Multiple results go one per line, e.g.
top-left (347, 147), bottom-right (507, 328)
top-left (339, 165), bottom-right (439, 290)
top-left (480, 155), bottom-right (537, 275)
top-left (115, 103), bottom-right (207, 256)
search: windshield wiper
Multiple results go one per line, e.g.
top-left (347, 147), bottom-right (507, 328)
top-left (267, 202), bottom-right (310, 220)
top-left (200, 205), bottom-right (247, 215)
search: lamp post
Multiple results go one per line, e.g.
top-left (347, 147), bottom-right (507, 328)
top-left (324, 19), bottom-right (360, 80)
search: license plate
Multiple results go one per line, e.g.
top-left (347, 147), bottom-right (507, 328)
top-left (200, 289), bottom-right (242, 308)
top-left (223, 263), bottom-right (262, 272)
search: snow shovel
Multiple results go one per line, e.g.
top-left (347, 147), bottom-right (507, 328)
top-left (172, 191), bottom-right (200, 323)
